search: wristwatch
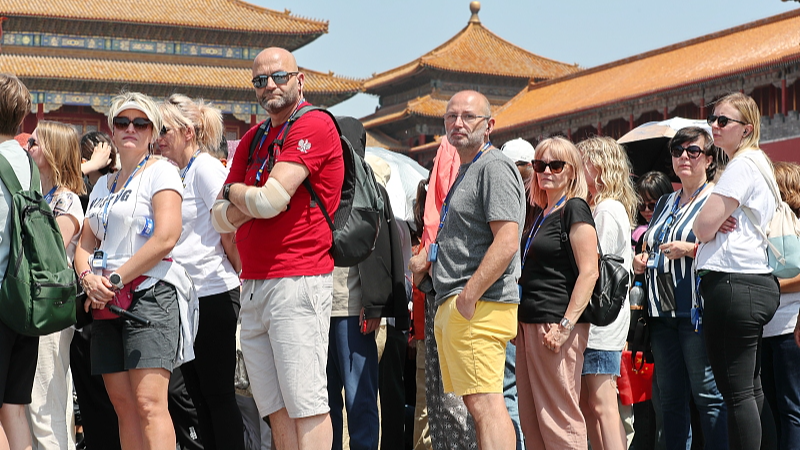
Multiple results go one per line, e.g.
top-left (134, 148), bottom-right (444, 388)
top-left (222, 183), bottom-right (233, 201)
top-left (109, 272), bottom-right (124, 291)
top-left (559, 317), bottom-right (575, 331)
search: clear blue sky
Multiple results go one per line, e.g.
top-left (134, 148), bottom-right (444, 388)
top-left (250, 0), bottom-right (799, 118)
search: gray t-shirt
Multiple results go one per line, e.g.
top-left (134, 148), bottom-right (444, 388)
top-left (432, 149), bottom-right (525, 305)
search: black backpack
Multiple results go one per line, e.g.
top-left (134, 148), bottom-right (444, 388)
top-left (0, 152), bottom-right (77, 336)
top-left (560, 199), bottom-right (630, 326)
top-left (248, 106), bottom-right (384, 267)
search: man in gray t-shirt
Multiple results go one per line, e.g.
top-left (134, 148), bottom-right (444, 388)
top-left (422, 90), bottom-right (524, 450)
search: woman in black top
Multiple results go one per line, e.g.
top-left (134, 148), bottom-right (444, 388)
top-left (516, 136), bottom-right (599, 450)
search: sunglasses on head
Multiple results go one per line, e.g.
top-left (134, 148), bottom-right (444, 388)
top-left (670, 144), bottom-right (704, 159)
top-left (27, 137), bottom-right (37, 149)
top-left (251, 71), bottom-right (299, 88)
top-left (532, 160), bottom-right (568, 174)
top-left (707, 114), bottom-right (746, 128)
top-left (112, 117), bottom-right (153, 131)
top-left (638, 201), bottom-right (657, 212)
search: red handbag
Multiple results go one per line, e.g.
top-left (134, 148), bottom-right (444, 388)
top-left (618, 350), bottom-right (654, 405)
top-left (92, 276), bottom-right (148, 320)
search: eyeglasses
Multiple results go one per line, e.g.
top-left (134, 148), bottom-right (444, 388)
top-left (638, 201), bottom-right (657, 212)
top-left (443, 113), bottom-right (491, 124)
top-left (112, 117), bottom-right (153, 131)
top-left (670, 144), bottom-right (704, 159)
top-left (707, 114), bottom-right (747, 128)
top-left (27, 138), bottom-right (38, 150)
top-left (160, 126), bottom-right (170, 137)
top-left (515, 161), bottom-right (531, 167)
top-left (251, 71), bottom-right (299, 88)
top-left (532, 160), bottom-right (568, 174)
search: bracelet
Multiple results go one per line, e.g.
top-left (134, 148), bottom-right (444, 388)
top-left (223, 183), bottom-right (233, 201)
top-left (78, 269), bottom-right (91, 283)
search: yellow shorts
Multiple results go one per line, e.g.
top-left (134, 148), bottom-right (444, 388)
top-left (433, 294), bottom-right (518, 396)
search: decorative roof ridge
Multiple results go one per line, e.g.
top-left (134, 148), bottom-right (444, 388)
top-left (519, 7), bottom-right (800, 95)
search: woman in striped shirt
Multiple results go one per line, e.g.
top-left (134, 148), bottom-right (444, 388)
top-left (632, 126), bottom-right (727, 450)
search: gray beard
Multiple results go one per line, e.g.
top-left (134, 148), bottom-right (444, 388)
top-left (260, 91), bottom-right (300, 115)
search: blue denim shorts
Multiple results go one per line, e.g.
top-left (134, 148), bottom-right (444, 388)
top-left (582, 348), bottom-right (621, 376)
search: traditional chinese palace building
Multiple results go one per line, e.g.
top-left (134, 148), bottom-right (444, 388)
top-left (491, 8), bottom-right (800, 168)
top-left (360, 2), bottom-right (580, 165)
top-left (0, 0), bottom-right (362, 139)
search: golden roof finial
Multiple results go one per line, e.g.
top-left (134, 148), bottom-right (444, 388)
top-left (469, 1), bottom-right (481, 24)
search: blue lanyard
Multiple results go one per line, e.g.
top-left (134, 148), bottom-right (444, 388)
top-left (101, 155), bottom-right (149, 239)
top-left (255, 99), bottom-right (304, 184)
top-left (655, 183), bottom-right (706, 247)
top-left (437, 142), bottom-right (491, 235)
top-left (44, 185), bottom-right (58, 204)
top-left (521, 195), bottom-right (566, 270)
top-left (180, 150), bottom-right (201, 186)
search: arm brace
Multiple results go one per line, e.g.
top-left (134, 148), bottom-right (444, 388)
top-left (211, 199), bottom-right (238, 233)
top-left (244, 177), bottom-right (291, 219)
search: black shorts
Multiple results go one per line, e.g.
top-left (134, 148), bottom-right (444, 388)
top-left (0, 319), bottom-right (39, 405)
top-left (91, 280), bottom-right (179, 375)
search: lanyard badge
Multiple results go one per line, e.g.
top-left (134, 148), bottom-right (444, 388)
top-left (430, 143), bottom-right (491, 263)
top-left (428, 243), bottom-right (439, 262)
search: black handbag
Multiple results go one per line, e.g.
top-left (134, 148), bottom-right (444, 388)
top-left (560, 202), bottom-right (630, 326)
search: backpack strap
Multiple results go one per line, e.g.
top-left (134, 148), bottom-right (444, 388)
top-left (560, 198), bottom-right (602, 278)
top-left (0, 151), bottom-right (38, 194)
top-left (247, 121), bottom-right (269, 166)
top-left (297, 107), bottom-right (340, 233)
top-left (252, 105), bottom-right (337, 232)
top-left (740, 151), bottom-right (781, 205)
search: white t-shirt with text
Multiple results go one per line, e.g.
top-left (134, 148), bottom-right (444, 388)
top-left (85, 159), bottom-right (183, 272)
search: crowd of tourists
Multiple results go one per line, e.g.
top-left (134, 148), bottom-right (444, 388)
top-left (0, 44), bottom-right (798, 450)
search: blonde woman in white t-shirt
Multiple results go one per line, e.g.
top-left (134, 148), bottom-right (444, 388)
top-left (74, 92), bottom-right (185, 450)
top-left (25, 120), bottom-right (85, 450)
top-left (157, 94), bottom-right (244, 450)
top-left (577, 137), bottom-right (635, 450)
top-left (693, 92), bottom-right (780, 450)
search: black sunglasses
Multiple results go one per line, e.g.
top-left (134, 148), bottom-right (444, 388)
top-left (160, 126), bottom-right (170, 137)
top-left (707, 114), bottom-right (747, 128)
top-left (113, 117), bottom-right (153, 131)
top-left (515, 161), bottom-right (531, 167)
top-left (638, 201), bottom-right (657, 212)
top-left (251, 71), bottom-right (299, 88)
top-left (532, 160), bottom-right (568, 174)
top-left (670, 144), bottom-right (704, 159)
top-left (27, 137), bottom-right (38, 149)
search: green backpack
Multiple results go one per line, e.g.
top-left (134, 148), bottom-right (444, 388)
top-left (0, 153), bottom-right (77, 336)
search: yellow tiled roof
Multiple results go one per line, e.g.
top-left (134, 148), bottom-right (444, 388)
top-left (366, 130), bottom-right (408, 152)
top-left (361, 95), bottom-right (449, 128)
top-left (362, 94), bottom-right (502, 129)
top-left (0, 0), bottom-right (328, 34)
top-left (494, 9), bottom-right (800, 133)
top-left (409, 136), bottom-right (443, 154)
top-left (365, 17), bottom-right (579, 90)
top-left (0, 54), bottom-right (362, 94)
